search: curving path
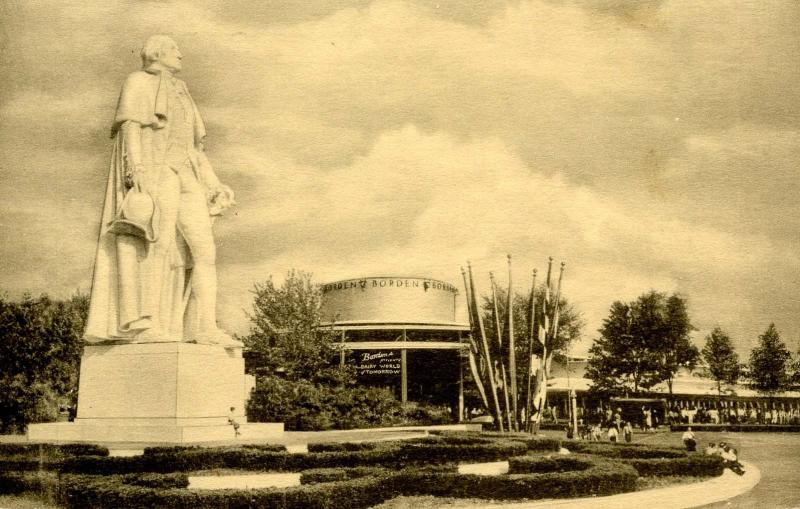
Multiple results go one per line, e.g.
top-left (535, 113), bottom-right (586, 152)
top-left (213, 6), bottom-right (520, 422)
top-left (459, 463), bottom-right (761, 509)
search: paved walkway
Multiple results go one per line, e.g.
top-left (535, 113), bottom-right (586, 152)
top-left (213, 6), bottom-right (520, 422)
top-left (466, 462), bottom-right (760, 509)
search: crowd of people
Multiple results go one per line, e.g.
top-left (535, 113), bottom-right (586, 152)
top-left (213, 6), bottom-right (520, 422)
top-left (667, 400), bottom-right (800, 425)
top-left (575, 406), bottom-right (641, 443)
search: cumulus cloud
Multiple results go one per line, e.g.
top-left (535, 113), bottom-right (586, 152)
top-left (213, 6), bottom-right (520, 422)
top-left (0, 0), bottom-right (798, 354)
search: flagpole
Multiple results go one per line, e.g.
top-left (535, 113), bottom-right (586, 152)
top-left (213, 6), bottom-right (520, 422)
top-left (524, 268), bottom-right (537, 433)
top-left (532, 257), bottom-right (553, 434)
top-left (469, 262), bottom-right (505, 432)
top-left (461, 267), bottom-right (489, 412)
top-left (507, 255), bottom-right (519, 432)
top-left (544, 261), bottom-right (565, 430)
top-left (490, 272), bottom-right (512, 432)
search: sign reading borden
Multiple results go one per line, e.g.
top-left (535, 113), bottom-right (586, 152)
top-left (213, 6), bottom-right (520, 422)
top-left (319, 277), bottom-right (459, 326)
top-left (355, 350), bottom-right (401, 377)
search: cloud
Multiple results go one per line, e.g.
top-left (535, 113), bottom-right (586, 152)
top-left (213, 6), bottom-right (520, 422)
top-left (0, 0), bottom-right (798, 355)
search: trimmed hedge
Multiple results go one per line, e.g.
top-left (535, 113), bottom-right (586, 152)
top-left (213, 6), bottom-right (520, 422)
top-left (396, 454), bottom-right (637, 501)
top-left (144, 444), bottom-right (287, 455)
top-left (59, 472), bottom-right (392, 509)
top-left (561, 440), bottom-right (725, 477)
top-left (563, 441), bottom-right (686, 459)
top-left (54, 455), bottom-right (636, 509)
top-left (625, 455), bottom-right (724, 477)
top-left (60, 440), bottom-right (529, 475)
top-left (0, 471), bottom-right (59, 498)
top-left (0, 443), bottom-right (108, 457)
top-left (2, 434), bottom-right (725, 508)
top-left (307, 442), bottom-right (379, 453)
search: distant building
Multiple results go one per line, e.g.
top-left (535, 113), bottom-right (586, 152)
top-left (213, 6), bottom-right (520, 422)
top-left (546, 357), bottom-right (800, 425)
top-left (316, 276), bottom-right (470, 414)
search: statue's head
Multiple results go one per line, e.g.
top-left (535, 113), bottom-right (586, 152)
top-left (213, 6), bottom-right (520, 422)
top-left (141, 35), bottom-right (182, 73)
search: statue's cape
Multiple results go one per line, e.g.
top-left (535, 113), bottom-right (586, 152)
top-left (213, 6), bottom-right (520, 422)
top-left (110, 70), bottom-right (206, 141)
top-left (84, 70), bottom-right (206, 342)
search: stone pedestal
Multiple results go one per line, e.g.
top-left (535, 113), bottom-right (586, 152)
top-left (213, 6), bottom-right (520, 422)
top-left (28, 342), bottom-right (283, 443)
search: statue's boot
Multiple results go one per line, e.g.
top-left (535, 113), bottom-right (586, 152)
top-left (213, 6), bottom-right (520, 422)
top-left (191, 261), bottom-right (242, 348)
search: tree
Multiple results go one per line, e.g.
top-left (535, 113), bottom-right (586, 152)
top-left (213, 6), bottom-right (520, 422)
top-left (585, 291), bottom-right (696, 398)
top-left (749, 323), bottom-right (792, 398)
top-left (791, 348), bottom-right (800, 389)
top-left (0, 292), bottom-right (88, 432)
top-left (701, 326), bottom-right (740, 397)
top-left (480, 287), bottom-right (583, 381)
top-left (241, 271), bottom-right (404, 430)
top-left (477, 284), bottom-right (584, 430)
top-left (657, 294), bottom-right (699, 398)
top-left (242, 270), bottom-right (345, 383)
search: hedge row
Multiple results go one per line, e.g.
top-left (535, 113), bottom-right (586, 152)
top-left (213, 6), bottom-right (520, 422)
top-left (562, 440), bottom-right (687, 459)
top-left (59, 440), bottom-right (529, 475)
top-left (307, 442), bottom-right (379, 452)
top-left (625, 455), bottom-right (725, 477)
top-left (53, 455), bottom-right (637, 509)
top-left (58, 473), bottom-right (391, 509)
top-left (0, 443), bottom-right (108, 457)
top-left (0, 472), bottom-right (46, 495)
top-left (0, 443), bottom-right (111, 472)
top-left (403, 455), bottom-right (638, 501)
top-left (144, 444), bottom-right (286, 455)
top-left (300, 464), bottom-right (454, 484)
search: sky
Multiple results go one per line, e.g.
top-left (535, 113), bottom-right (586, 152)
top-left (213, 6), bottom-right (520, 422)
top-left (0, 0), bottom-right (798, 356)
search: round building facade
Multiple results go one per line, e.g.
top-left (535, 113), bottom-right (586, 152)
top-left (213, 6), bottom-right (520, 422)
top-left (318, 276), bottom-right (469, 414)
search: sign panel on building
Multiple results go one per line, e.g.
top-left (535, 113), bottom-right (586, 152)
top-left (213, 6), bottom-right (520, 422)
top-left (319, 277), bottom-right (460, 326)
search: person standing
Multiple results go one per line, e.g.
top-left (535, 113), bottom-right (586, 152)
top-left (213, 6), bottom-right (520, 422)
top-left (623, 421), bottom-right (633, 443)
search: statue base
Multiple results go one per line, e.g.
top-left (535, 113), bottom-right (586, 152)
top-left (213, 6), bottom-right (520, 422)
top-left (27, 342), bottom-right (283, 444)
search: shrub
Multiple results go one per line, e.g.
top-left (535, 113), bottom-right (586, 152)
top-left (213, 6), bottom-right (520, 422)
top-left (120, 473), bottom-right (189, 489)
top-left (247, 375), bottom-right (408, 431)
top-left (307, 442), bottom-right (378, 453)
top-left (300, 466), bottom-right (389, 484)
top-left (58, 472), bottom-right (393, 509)
top-left (0, 443), bottom-right (108, 458)
top-left (562, 440), bottom-right (686, 459)
top-left (395, 455), bottom-right (637, 501)
top-left (625, 454), bottom-right (724, 477)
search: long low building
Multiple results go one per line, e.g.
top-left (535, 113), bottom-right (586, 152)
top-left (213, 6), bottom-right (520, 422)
top-left (317, 276), bottom-right (470, 414)
top-left (545, 358), bottom-right (800, 426)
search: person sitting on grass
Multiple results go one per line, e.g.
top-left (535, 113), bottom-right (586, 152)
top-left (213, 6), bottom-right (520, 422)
top-left (607, 424), bottom-right (619, 443)
top-left (682, 427), bottom-right (697, 452)
top-left (228, 406), bottom-right (241, 437)
top-left (721, 446), bottom-right (745, 476)
top-left (704, 442), bottom-right (719, 455)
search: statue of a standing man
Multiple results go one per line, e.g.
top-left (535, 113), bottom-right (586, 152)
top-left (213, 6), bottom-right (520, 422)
top-left (84, 35), bottom-right (240, 347)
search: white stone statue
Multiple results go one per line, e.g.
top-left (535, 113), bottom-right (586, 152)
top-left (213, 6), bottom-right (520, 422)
top-left (84, 35), bottom-right (240, 347)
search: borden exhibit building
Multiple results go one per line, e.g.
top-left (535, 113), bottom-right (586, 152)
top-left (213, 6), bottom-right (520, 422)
top-left (318, 277), bottom-right (469, 414)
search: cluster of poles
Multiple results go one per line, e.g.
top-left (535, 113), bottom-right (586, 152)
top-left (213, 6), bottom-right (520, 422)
top-left (461, 256), bottom-right (565, 433)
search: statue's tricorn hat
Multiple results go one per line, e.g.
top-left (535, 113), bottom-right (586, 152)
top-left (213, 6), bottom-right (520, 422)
top-left (108, 190), bottom-right (159, 242)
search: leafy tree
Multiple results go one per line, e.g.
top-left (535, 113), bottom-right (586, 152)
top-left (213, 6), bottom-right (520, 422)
top-left (657, 294), bottom-right (699, 397)
top-left (749, 323), bottom-right (792, 397)
top-left (480, 286), bottom-right (583, 384)
top-left (0, 292), bottom-right (88, 432)
top-left (586, 291), bottom-right (696, 398)
top-left (241, 271), bottom-right (405, 430)
top-left (791, 348), bottom-right (800, 389)
top-left (701, 326), bottom-right (740, 397)
top-left (242, 270), bottom-right (346, 383)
